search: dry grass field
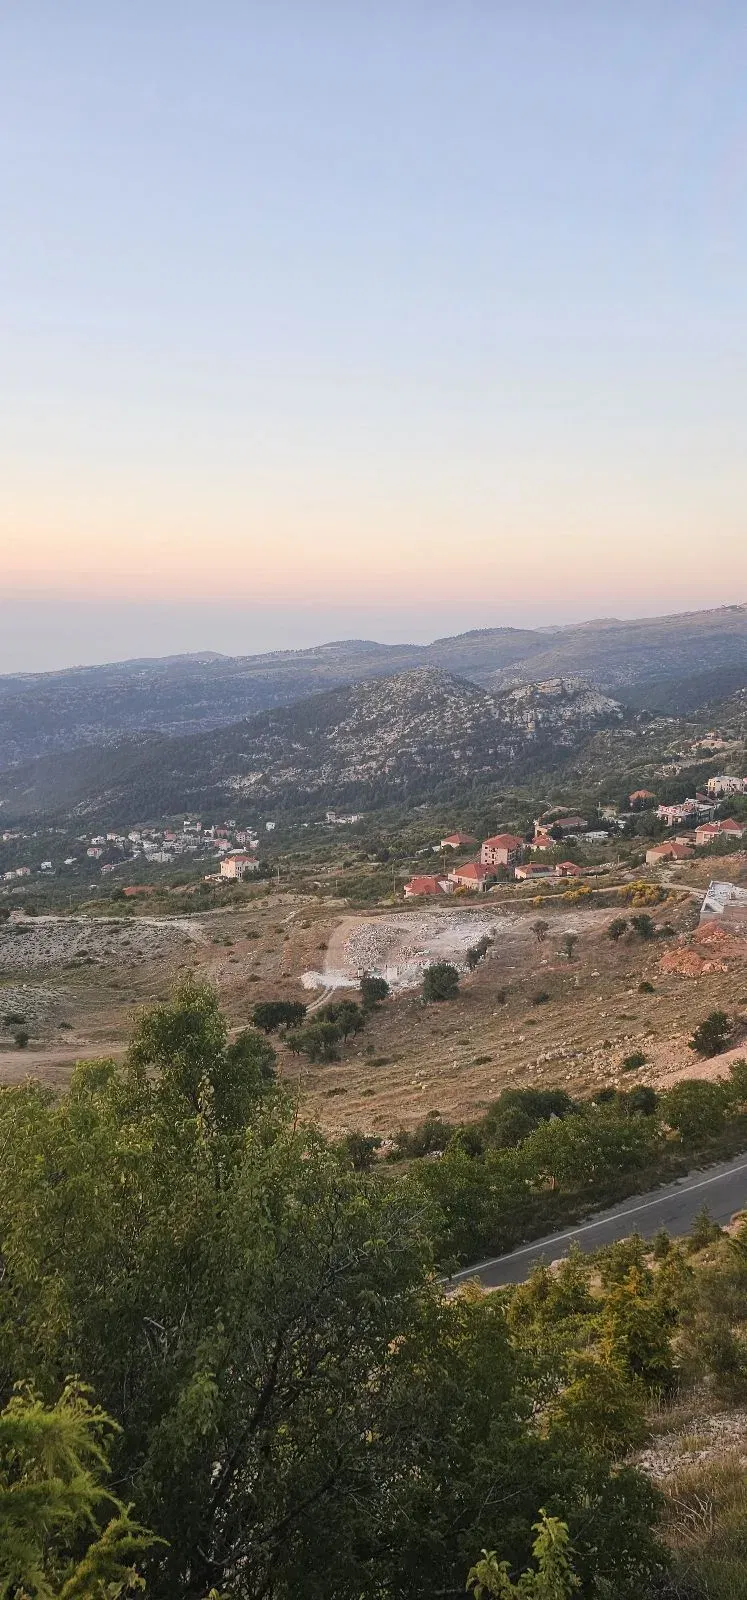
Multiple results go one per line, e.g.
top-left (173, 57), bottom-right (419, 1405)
top-left (2, 861), bottom-right (747, 1136)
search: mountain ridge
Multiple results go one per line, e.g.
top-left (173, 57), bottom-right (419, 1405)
top-left (0, 604), bottom-right (744, 768)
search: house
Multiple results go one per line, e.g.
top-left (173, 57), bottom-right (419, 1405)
top-left (700, 880), bottom-right (747, 921)
top-left (695, 818), bottom-right (745, 846)
top-left (629, 789), bottom-right (657, 808)
top-left (513, 862), bottom-right (554, 881)
top-left (220, 853), bottom-right (259, 880)
top-left (645, 841), bottom-right (694, 864)
top-left (440, 832), bottom-right (478, 850)
top-left (582, 830), bottom-right (610, 844)
top-left (403, 875), bottom-right (451, 898)
top-left (555, 861), bottom-right (583, 878)
top-left (657, 799), bottom-right (715, 828)
top-left (86, 846), bottom-right (103, 859)
top-left (551, 816), bottom-right (588, 835)
top-left (532, 832), bottom-right (555, 852)
top-left (448, 861), bottom-right (491, 891)
top-left (480, 833), bottom-right (524, 868)
top-left (707, 775), bottom-right (747, 797)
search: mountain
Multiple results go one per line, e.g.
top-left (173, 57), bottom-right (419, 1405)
top-left (0, 669), bottom-right (624, 824)
top-left (0, 605), bottom-right (744, 769)
top-left (487, 606), bottom-right (747, 695)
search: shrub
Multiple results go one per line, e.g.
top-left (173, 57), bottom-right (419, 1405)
top-left (532, 990), bottom-right (551, 1006)
top-left (531, 919), bottom-right (549, 944)
top-left (631, 913), bottom-right (655, 940)
top-left (360, 974), bottom-right (390, 1010)
top-left (422, 962), bottom-right (460, 1002)
top-left (664, 1079), bottom-right (727, 1143)
top-left (466, 936), bottom-right (492, 971)
top-left (560, 932), bottom-right (578, 961)
top-left (622, 1050), bottom-right (647, 1072)
top-left (14, 1029), bottom-right (30, 1048)
top-left (689, 1009), bottom-right (732, 1058)
top-left (2, 1011), bottom-right (26, 1027)
top-left (607, 917), bottom-right (628, 941)
top-left (638, 981), bottom-right (655, 994)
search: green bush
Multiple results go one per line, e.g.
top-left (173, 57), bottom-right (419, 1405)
top-left (422, 962), bottom-right (460, 1002)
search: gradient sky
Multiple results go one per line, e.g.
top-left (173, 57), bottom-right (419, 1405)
top-left (3, 2), bottom-right (747, 670)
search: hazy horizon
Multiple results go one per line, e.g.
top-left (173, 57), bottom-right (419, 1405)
top-left (1, 592), bottom-right (746, 676)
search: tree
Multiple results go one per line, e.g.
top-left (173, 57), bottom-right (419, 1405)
top-left (0, 1381), bottom-right (153, 1599)
top-left (360, 974), bottom-right (390, 1011)
top-left (286, 1020), bottom-right (341, 1061)
top-left (251, 999), bottom-right (307, 1033)
top-left (607, 918), bottom-right (628, 942)
top-left (559, 933), bottom-right (578, 962)
top-left (664, 1079), bottom-right (727, 1142)
top-left (689, 1009), bottom-right (732, 1058)
top-left (14, 1030), bottom-right (29, 1049)
top-left (0, 985), bottom-right (666, 1600)
top-left (422, 962), bottom-right (460, 1002)
top-left (466, 1513), bottom-right (580, 1598)
top-left (531, 920), bottom-right (549, 945)
top-left (630, 913), bottom-right (655, 940)
top-left (318, 999), bottom-right (365, 1039)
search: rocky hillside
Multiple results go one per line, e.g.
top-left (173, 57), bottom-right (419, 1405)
top-left (1, 604), bottom-right (744, 766)
top-left (0, 668), bottom-right (624, 824)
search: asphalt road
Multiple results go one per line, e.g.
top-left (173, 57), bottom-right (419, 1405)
top-left (447, 1154), bottom-right (747, 1289)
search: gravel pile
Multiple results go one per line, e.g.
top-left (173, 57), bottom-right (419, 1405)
top-left (342, 911), bottom-right (505, 990)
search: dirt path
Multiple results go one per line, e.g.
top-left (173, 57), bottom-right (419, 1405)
top-left (0, 1041), bottom-right (126, 1087)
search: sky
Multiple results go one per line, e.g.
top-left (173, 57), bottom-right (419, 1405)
top-left (2, 2), bottom-right (747, 671)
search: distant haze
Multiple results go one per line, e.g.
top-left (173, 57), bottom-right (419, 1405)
top-left (0, 592), bottom-right (745, 675)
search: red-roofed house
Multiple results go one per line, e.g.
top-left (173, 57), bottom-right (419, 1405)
top-left (532, 832), bottom-right (555, 852)
top-left (403, 874), bottom-right (450, 898)
top-left (514, 862), bottom-right (554, 881)
top-left (629, 789), bottom-right (657, 808)
top-left (646, 840), bottom-right (694, 865)
top-left (695, 818), bottom-right (745, 846)
top-left (440, 832), bottom-right (478, 849)
top-left (448, 861), bottom-right (492, 892)
top-left (480, 833), bottom-right (524, 868)
top-left (555, 861), bottom-right (583, 878)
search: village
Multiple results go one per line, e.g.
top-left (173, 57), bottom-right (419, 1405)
top-left (402, 773), bottom-right (747, 899)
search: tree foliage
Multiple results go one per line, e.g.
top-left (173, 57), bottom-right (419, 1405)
top-left (0, 1382), bottom-right (153, 1600)
top-left (422, 962), bottom-right (460, 1002)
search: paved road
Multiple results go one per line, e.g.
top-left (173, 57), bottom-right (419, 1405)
top-left (448, 1154), bottom-right (747, 1288)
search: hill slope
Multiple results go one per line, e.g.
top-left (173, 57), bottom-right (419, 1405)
top-left (1, 604), bottom-right (744, 767)
top-left (0, 669), bottom-right (624, 823)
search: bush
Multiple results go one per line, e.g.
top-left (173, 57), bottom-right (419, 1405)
top-left (14, 1029), bottom-right (30, 1048)
top-left (622, 1050), bottom-right (647, 1072)
top-left (664, 1079), bottom-right (727, 1143)
top-left (360, 974), bottom-right (390, 1010)
top-left (690, 1010), bottom-right (732, 1058)
top-left (532, 991), bottom-right (551, 1006)
top-left (2, 1011), bottom-right (26, 1027)
top-left (466, 936), bottom-right (492, 971)
top-left (638, 981), bottom-right (655, 994)
top-left (607, 918), bottom-right (628, 941)
top-left (631, 913), bottom-right (655, 940)
top-left (422, 962), bottom-right (460, 1002)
